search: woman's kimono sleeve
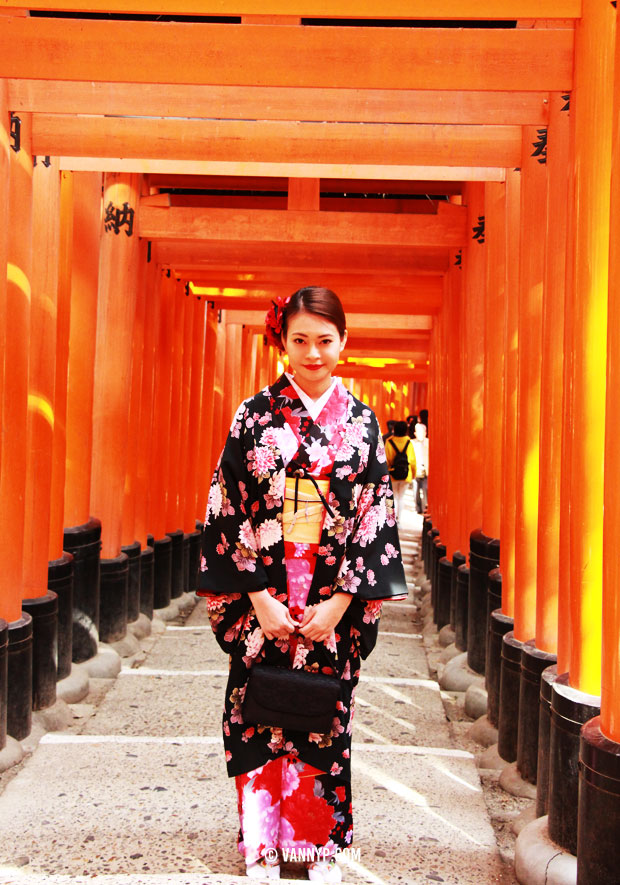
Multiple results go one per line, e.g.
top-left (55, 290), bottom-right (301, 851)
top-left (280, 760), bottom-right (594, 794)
top-left (335, 414), bottom-right (408, 659)
top-left (197, 400), bottom-right (271, 598)
top-left (335, 414), bottom-right (408, 603)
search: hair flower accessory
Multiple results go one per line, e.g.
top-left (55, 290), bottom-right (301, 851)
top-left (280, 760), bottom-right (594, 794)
top-left (264, 295), bottom-right (291, 350)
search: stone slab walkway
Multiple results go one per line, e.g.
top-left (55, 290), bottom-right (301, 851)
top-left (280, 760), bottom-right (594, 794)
top-left (0, 498), bottom-right (515, 885)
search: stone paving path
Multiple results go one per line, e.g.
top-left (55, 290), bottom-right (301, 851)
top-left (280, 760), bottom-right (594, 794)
top-left (0, 497), bottom-right (515, 885)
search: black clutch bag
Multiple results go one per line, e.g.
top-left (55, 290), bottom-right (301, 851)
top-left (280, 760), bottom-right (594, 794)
top-left (242, 664), bottom-right (341, 734)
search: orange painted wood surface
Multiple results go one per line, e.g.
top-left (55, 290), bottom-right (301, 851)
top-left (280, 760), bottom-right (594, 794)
top-left (23, 157), bottom-right (60, 596)
top-left (447, 263), bottom-right (463, 558)
top-left (513, 126), bottom-right (547, 643)
top-left (0, 112), bottom-right (32, 619)
top-left (9, 80), bottom-right (552, 126)
top-left (148, 176), bottom-right (462, 196)
top-left (62, 158), bottom-right (508, 185)
top-left (187, 272), bottom-right (442, 294)
top-left (463, 183), bottom-right (485, 538)
top-left (481, 182), bottom-right (505, 541)
top-left (568, 0), bottom-right (615, 696)
top-left (499, 169), bottom-right (521, 620)
top-left (183, 297), bottom-right (206, 534)
top-left (0, 80), bottom-right (9, 480)
top-left (90, 173), bottom-right (141, 559)
top-left (188, 289), bottom-right (442, 315)
top-left (197, 305), bottom-right (218, 515)
top-left (0, 19), bottom-right (574, 91)
top-left (121, 240), bottom-right (149, 549)
top-left (64, 172), bottom-right (101, 527)
top-left (178, 287), bottom-right (195, 533)
top-left (48, 170), bottom-right (73, 561)
top-left (535, 95), bottom-right (570, 655)
top-left (140, 204), bottom-right (466, 248)
top-left (134, 259), bottom-right (158, 549)
top-left (165, 283), bottom-right (185, 533)
top-left (1, 1), bottom-right (581, 17)
top-left (601, 5), bottom-right (620, 743)
top-left (32, 116), bottom-right (523, 169)
top-left (149, 271), bottom-right (174, 541)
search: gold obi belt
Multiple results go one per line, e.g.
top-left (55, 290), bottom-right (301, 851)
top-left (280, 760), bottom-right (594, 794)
top-left (282, 476), bottom-right (331, 545)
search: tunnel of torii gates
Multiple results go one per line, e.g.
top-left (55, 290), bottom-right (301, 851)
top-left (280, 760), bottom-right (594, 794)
top-left (1, 0), bottom-right (620, 881)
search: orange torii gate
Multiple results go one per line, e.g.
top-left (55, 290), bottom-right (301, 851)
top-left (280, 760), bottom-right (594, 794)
top-left (1, 3), bottom-right (620, 882)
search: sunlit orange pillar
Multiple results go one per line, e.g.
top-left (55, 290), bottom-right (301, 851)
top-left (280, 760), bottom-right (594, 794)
top-left (577, 12), bottom-right (620, 882)
top-left (24, 158), bottom-right (60, 596)
top-left (499, 127), bottom-right (548, 766)
top-left (513, 126), bottom-right (548, 643)
top-left (21, 156), bottom-right (61, 711)
top-left (177, 283), bottom-right (195, 595)
top-left (0, 80), bottom-right (8, 478)
top-left (0, 111), bottom-right (33, 740)
top-left (150, 270), bottom-right (174, 612)
top-left (48, 170), bottom-right (75, 681)
top-left (482, 179), bottom-right (507, 726)
top-left (517, 105), bottom-right (570, 789)
top-left (64, 173), bottom-right (101, 528)
top-left (495, 168), bottom-right (521, 759)
top-left (462, 183), bottom-right (493, 675)
top-left (547, 0), bottom-right (615, 858)
top-left (90, 173), bottom-right (141, 644)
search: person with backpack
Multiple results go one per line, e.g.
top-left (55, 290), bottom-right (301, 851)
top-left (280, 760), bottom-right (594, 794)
top-left (385, 420), bottom-right (417, 523)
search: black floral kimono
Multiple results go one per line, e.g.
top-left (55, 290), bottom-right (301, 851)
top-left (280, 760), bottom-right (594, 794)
top-left (198, 374), bottom-right (407, 858)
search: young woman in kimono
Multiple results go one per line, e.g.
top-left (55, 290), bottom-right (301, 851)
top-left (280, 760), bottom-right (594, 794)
top-left (197, 287), bottom-right (408, 882)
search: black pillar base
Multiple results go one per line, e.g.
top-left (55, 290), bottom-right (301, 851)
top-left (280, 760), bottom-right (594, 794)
top-left (536, 664), bottom-right (559, 818)
top-left (0, 619), bottom-right (8, 750)
top-left (48, 552), bottom-right (73, 681)
top-left (487, 610), bottom-right (514, 729)
top-left (498, 630), bottom-right (523, 763)
top-left (436, 557), bottom-right (453, 631)
top-left (7, 614), bottom-right (33, 741)
top-left (186, 529), bottom-right (202, 593)
top-left (153, 535), bottom-right (172, 610)
top-left (140, 545), bottom-right (154, 620)
top-left (99, 553), bottom-right (128, 644)
top-left (454, 563), bottom-right (470, 652)
top-left (485, 568), bottom-right (502, 684)
top-left (548, 672), bottom-right (600, 855)
top-left (426, 526), bottom-right (439, 578)
top-left (449, 551), bottom-right (466, 629)
top-left (63, 517), bottom-right (102, 663)
top-left (517, 641), bottom-right (557, 785)
top-left (431, 538), bottom-right (446, 624)
top-left (422, 518), bottom-right (433, 572)
top-left (578, 715), bottom-right (620, 884)
top-left (166, 529), bottom-right (184, 600)
top-left (121, 540), bottom-right (141, 623)
top-left (147, 533), bottom-right (154, 548)
top-left (467, 529), bottom-right (500, 674)
top-left (22, 591), bottom-right (58, 711)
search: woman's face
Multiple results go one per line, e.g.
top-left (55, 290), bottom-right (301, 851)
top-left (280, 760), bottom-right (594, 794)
top-left (282, 310), bottom-right (347, 395)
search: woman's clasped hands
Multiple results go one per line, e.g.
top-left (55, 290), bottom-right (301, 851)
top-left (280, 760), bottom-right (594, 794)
top-left (248, 589), bottom-right (352, 642)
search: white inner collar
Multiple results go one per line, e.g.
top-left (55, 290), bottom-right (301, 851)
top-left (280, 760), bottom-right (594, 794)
top-left (285, 373), bottom-right (338, 421)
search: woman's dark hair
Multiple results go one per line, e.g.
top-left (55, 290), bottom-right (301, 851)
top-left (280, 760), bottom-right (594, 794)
top-left (394, 420), bottom-right (408, 436)
top-left (281, 286), bottom-right (347, 340)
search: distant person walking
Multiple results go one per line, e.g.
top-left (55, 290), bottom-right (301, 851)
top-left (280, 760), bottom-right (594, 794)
top-left (412, 422), bottom-right (429, 514)
top-left (385, 420), bottom-right (416, 523)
